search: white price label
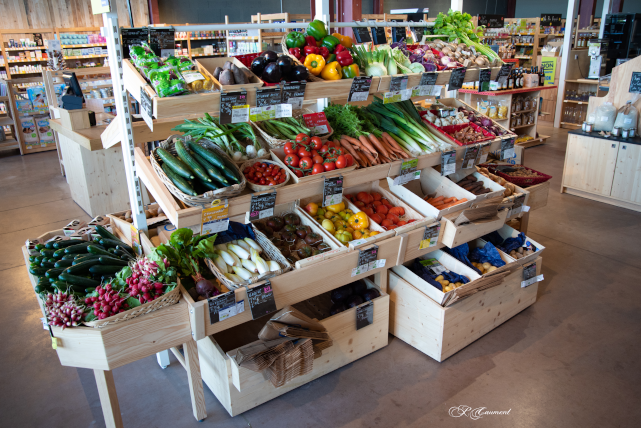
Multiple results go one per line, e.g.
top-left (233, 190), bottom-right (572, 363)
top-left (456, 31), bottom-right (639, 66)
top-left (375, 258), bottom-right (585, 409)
top-left (276, 103), bottom-right (292, 118)
top-left (351, 259), bottom-right (385, 277)
top-left (522, 274), bottom-right (544, 288)
top-left (231, 105), bottom-right (249, 123)
top-left (287, 96), bottom-right (304, 110)
top-left (219, 301), bottom-right (245, 321)
top-left (350, 91), bottom-right (369, 102)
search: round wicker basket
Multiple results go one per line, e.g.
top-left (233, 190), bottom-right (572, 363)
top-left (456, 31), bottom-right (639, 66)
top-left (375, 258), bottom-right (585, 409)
top-left (240, 159), bottom-right (291, 192)
top-left (151, 135), bottom-right (246, 207)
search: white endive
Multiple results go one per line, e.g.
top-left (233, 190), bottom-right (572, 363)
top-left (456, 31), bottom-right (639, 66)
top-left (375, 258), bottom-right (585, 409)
top-left (212, 252), bottom-right (229, 273)
top-left (251, 248), bottom-right (269, 274)
top-left (225, 273), bottom-right (243, 282)
top-left (267, 261), bottom-right (280, 272)
top-left (215, 243), bottom-right (228, 252)
top-left (241, 258), bottom-right (258, 273)
top-left (232, 266), bottom-right (253, 280)
top-left (219, 250), bottom-right (237, 267)
top-left (236, 239), bottom-right (252, 253)
top-left (228, 243), bottom-right (250, 260)
top-left (244, 237), bottom-right (262, 253)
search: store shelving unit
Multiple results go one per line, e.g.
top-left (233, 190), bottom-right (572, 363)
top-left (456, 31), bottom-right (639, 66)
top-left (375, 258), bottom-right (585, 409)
top-left (0, 93), bottom-right (19, 152)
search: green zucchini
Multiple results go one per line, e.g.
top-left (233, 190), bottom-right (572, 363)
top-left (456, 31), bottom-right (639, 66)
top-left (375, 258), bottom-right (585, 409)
top-left (35, 283), bottom-right (54, 294)
top-left (100, 238), bottom-right (133, 254)
top-left (94, 225), bottom-right (119, 241)
top-left (99, 256), bottom-right (129, 266)
top-left (35, 244), bottom-right (45, 251)
top-left (40, 249), bottom-right (55, 258)
top-left (66, 259), bottom-right (102, 274)
top-left (45, 268), bottom-right (66, 279)
top-left (162, 163), bottom-right (197, 196)
top-left (53, 248), bottom-right (67, 259)
top-left (58, 272), bottom-right (100, 288)
top-left (37, 276), bottom-right (51, 286)
top-left (54, 259), bottom-right (74, 268)
top-left (64, 243), bottom-right (95, 254)
top-left (53, 239), bottom-right (84, 249)
top-left (52, 281), bottom-right (71, 290)
top-left (87, 245), bottom-right (112, 256)
top-left (29, 255), bottom-right (38, 263)
top-left (220, 166), bottom-right (240, 184)
top-left (175, 140), bottom-right (212, 183)
top-left (114, 248), bottom-right (134, 259)
top-left (156, 147), bottom-right (195, 179)
top-left (186, 140), bottom-right (227, 171)
top-left (45, 241), bottom-right (59, 249)
top-left (190, 150), bottom-right (228, 185)
top-left (89, 265), bottom-right (123, 274)
top-left (62, 254), bottom-right (77, 261)
top-left (29, 266), bottom-right (49, 276)
top-left (73, 254), bottom-right (101, 264)
top-left (40, 261), bottom-right (56, 269)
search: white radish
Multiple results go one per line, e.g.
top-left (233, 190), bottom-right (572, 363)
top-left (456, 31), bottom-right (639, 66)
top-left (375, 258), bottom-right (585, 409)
top-left (228, 243), bottom-right (250, 260)
top-left (232, 266), bottom-right (253, 281)
top-left (236, 239), bottom-right (252, 253)
top-left (219, 250), bottom-right (237, 266)
top-left (215, 243), bottom-right (228, 252)
top-left (267, 261), bottom-right (280, 272)
top-left (244, 237), bottom-right (262, 253)
top-left (241, 259), bottom-right (258, 273)
top-left (212, 252), bottom-right (229, 273)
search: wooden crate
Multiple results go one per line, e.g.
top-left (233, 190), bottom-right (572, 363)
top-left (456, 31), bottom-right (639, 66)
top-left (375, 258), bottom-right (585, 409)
top-left (491, 224), bottom-right (546, 266)
top-left (446, 170), bottom-right (506, 202)
top-left (196, 57), bottom-right (264, 91)
top-left (388, 258), bottom-right (541, 362)
top-left (398, 219), bottom-right (446, 264)
top-left (198, 278), bottom-right (389, 416)
top-left (440, 208), bottom-right (510, 248)
top-left (436, 97), bottom-right (515, 139)
top-left (524, 180), bottom-right (550, 210)
top-left (376, 67), bottom-right (502, 92)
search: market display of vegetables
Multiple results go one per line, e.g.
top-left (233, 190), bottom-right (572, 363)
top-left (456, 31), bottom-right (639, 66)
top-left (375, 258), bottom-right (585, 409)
top-left (477, 167), bottom-right (519, 197)
top-left (250, 51), bottom-right (309, 83)
top-left (329, 280), bottom-right (380, 315)
top-left (408, 257), bottom-right (470, 292)
top-left (304, 200), bottom-right (380, 244)
top-left (253, 116), bottom-right (314, 140)
top-left (254, 213), bottom-right (333, 264)
top-left (212, 60), bottom-right (255, 85)
top-left (422, 106), bottom-right (511, 138)
top-left (281, 135), bottom-right (355, 177)
top-left (480, 163), bottom-right (553, 186)
top-left (454, 174), bottom-right (493, 196)
top-left (482, 231), bottom-right (538, 260)
top-left (344, 192), bottom-right (417, 230)
top-left (424, 195), bottom-right (468, 210)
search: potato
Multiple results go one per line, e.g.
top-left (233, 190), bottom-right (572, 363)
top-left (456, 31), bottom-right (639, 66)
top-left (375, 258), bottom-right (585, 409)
top-left (515, 253), bottom-right (523, 259)
top-left (435, 275), bottom-right (444, 282)
top-left (454, 282), bottom-right (462, 288)
top-left (487, 266), bottom-right (497, 273)
top-left (441, 280), bottom-right (450, 286)
top-left (482, 262), bottom-right (492, 270)
top-left (144, 210), bottom-right (153, 219)
top-left (444, 285), bottom-right (453, 292)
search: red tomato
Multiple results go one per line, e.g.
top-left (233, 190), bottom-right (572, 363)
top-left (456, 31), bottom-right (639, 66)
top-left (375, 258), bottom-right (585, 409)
top-left (344, 154), bottom-right (354, 167)
top-left (362, 207), bottom-right (375, 217)
top-left (260, 178), bottom-right (266, 185)
top-left (312, 155), bottom-right (323, 164)
top-left (335, 155), bottom-right (347, 169)
top-left (311, 163), bottom-right (325, 175)
top-left (294, 170), bottom-right (304, 178)
top-left (284, 154), bottom-right (299, 167)
top-left (311, 149), bottom-right (319, 157)
top-left (298, 147), bottom-right (312, 158)
top-left (295, 134), bottom-right (310, 144)
top-left (375, 204), bottom-right (389, 215)
top-left (310, 136), bottom-right (323, 150)
top-left (283, 142), bottom-right (296, 155)
top-left (299, 156), bottom-right (313, 170)
top-left (323, 161), bottom-right (336, 171)
top-left (318, 145), bottom-right (329, 155)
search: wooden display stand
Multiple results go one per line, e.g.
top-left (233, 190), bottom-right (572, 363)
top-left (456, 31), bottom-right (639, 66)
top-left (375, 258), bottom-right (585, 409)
top-left (561, 56), bottom-right (641, 212)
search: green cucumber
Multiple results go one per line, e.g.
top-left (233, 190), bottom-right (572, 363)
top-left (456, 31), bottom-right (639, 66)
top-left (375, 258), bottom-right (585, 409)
top-left (156, 147), bottom-right (195, 179)
top-left (162, 162), bottom-right (197, 196)
top-left (190, 150), bottom-right (228, 185)
top-left (66, 259), bottom-right (101, 274)
top-left (114, 248), bottom-right (134, 259)
top-left (40, 261), bottom-right (56, 269)
top-left (54, 259), bottom-right (74, 268)
top-left (94, 225), bottom-right (119, 241)
top-left (100, 238), bottom-right (133, 254)
top-left (58, 272), bottom-right (100, 288)
top-left (35, 283), bottom-right (54, 294)
top-left (52, 281), bottom-right (70, 291)
top-left (53, 248), bottom-right (67, 259)
top-left (45, 268), bottom-right (66, 279)
top-left (64, 243), bottom-right (95, 254)
top-left (45, 241), bottom-right (59, 249)
top-left (87, 245), bottom-right (112, 256)
top-left (220, 166), bottom-right (240, 185)
top-left (89, 265), bottom-right (123, 274)
top-left (175, 140), bottom-right (212, 183)
top-left (62, 254), bottom-right (77, 260)
top-left (99, 256), bottom-right (129, 266)
top-left (73, 254), bottom-right (101, 264)
top-left (40, 249), bottom-right (55, 258)
top-left (186, 140), bottom-right (227, 171)
top-left (53, 239), bottom-right (84, 249)
top-left (35, 244), bottom-right (45, 251)
top-left (29, 255), bottom-right (38, 263)
top-left (29, 266), bottom-right (49, 276)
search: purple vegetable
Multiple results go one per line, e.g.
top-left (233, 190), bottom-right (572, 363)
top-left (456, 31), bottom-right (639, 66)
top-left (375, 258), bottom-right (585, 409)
top-left (480, 118), bottom-right (492, 127)
top-left (409, 54), bottom-right (421, 63)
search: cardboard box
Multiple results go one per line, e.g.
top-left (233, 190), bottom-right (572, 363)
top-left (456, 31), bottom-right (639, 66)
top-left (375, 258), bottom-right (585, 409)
top-left (63, 219), bottom-right (87, 236)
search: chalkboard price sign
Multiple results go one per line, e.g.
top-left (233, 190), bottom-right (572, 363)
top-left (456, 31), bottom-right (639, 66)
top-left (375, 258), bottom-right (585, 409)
top-left (149, 27), bottom-right (175, 56)
top-left (462, 145), bottom-right (480, 169)
top-left (448, 67), bottom-right (467, 91)
top-left (372, 27), bottom-right (387, 45)
top-left (392, 24), bottom-right (407, 43)
top-left (353, 25), bottom-right (372, 43)
top-left (219, 90), bottom-right (248, 124)
top-left (441, 150), bottom-right (457, 176)
top-left (249, 191), bottom-right (277, 221)
top-left (478, 14), bottom-right (504, 29)
top-left (629, 72), bottom-right (641, 94)
top-left (356, 301), bottom-right (374, 330)
top-left (121, 28), bottom-right (149, 59)
top-left (208, 291), bottom-right (237, 324)
top-left (501, 138), bottom-right (515, 160)
top-left (247, 281), bottom-right (277, 319)
top-left (348, 76), bottom-right (373, 102)
top-left (352, 245), bottom-right (385, 276)
top-left (256, 86), bottom-right (282, 107)
top-left (410, 25), bottom-right (428, 43)
top-left (497, 63), bottom-right (513, 85)
top-left (540, 14), bottom-right (562, 26)
top-left (389, 75), bottom-right (409, 91)
top-left (140, 88), bottom-right (153, 131)
top-left (323, 176), bottom-right (343, 207)
top-left (479, 68), bottom-right (492, 92)
top-left (281, 80), bottom-right (306, 110)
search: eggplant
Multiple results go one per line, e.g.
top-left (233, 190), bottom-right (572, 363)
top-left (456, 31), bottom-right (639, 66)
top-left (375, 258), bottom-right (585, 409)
top-left (289, 65), bottom-right (309, 82)
top-left (262, 51), bottom-right (279, 64)
top-left (250, 56), bottom-right (267, 77)
top-left (276, 56), bottom-right (293, 80)
top-left (262, 62), bottom-right (281, 83)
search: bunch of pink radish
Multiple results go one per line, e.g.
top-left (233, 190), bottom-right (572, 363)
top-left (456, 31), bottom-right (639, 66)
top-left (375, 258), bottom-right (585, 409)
top-left (125, 256), bottom-right (169, 304)
top-left (44, 291), bottom-right (85, 329)
top-left (85, 283), bottom-right (129, 320)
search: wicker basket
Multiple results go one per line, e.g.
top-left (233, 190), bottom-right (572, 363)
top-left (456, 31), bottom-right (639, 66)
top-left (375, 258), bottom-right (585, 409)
top-left (280, 36), bottom-right (324, 83)
top-left (480, 163), bottom-right (553, 187)
top-left (83, 287), bottom-right (181, 328)
top-left (240, 159), bottom-right (291, 192)
top-left (232, 137), bottom-right (271, 165)
top-left (151, 135), bottom-right (246, 207)
top-left (205, 226), bottom-right (292, 289)
top-left (251, 109), bottom-right (334, 149)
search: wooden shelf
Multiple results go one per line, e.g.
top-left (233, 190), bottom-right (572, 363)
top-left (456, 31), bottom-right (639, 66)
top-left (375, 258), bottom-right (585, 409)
top-left (0, 117), bottom-right (15, 126)
top-left (190, 53), bottom-right (225, 57)
top-left (515, 43), bottom-right (534, 46)
top-left (512, 108), bottom-right (537, 114)
top-left (563, 99), bottom-right (590, 104)
top-left (560, 122), bottom-right (582, 127)
top-left (5, 46), bottom-right (44, 51)
top-left (0, 138), bottom-right (19, 151)
top-left (62, 43), bottom-right (106, 48)
top-left (510, 123), bottom-right (536, 130)
top-left (459, 85), bottom-right (557, 96)
top-left (64, 55), bottom-right (107, 59)
top-left (8, 59), bottom-right (47, 63)
top-left (516, 135), bottom-right (549, 148)
top-left (515, 56), bottom-right (532, 59)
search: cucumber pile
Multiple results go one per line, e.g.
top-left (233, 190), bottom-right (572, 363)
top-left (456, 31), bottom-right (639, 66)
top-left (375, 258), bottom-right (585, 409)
top-left (28, 225), bottom-right (135, 296)
top-left (156, 140), bottom-right (241, 196)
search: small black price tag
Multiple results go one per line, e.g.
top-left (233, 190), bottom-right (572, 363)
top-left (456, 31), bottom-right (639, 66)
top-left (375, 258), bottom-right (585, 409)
top-left (140, 88), bottom-right (153, 131)
top-left (220, 90), bottom-right (248, 125)
top-left (372, 27), bottom-right (387, 45)
top-left (322, 176), bottom-right (343, 207)
top-left (149, 27), bottom-right (175, 57)
top-left (348, 76), bottom-right (373, 102)
top-left (478, 14), bottom-right (504, 28)
top-left (247, 280), bottom-right (277, 319)
top-left (521, 262), bottom-right (542, 288)
top-left (629, 72), bottom-right (641, 94)
top-left (497, 63), bottom-right (513, 85)
top-left (356, 301), bottom-right (374, 330)
top-left (510, 193), bottom-right (528, 217)
top-left (479, 68), bottom-right (492, 92)
top-left (281, 80), bottom-right (306, 110)
top-left (256, 86), bottom-right (282, 107)
top-left (448, 67), bottom-right (467, 91)
top-left (352, 245), bottom-right (382, 277)
top-left (410, 26), bottom-right (428, 43)
top-left (389, 75), bottom-right (409, 91)
top-left (208, 291), bottom-right (237, 324)
top-left (392, 24), bottom-right (407, 43)
top-left (462, 145), bottom-right (480, 169)
top-left (501, 138), bottom-right (515, 160)
top-left (249, 191), bottom-right (277, 221)
top-left (440, 150), bottom-right (457, 176)
top-left (121, 28), bottom-right (149, 59)
top-left (540, 13), bottom-right (562, 26)
top-left (420, 72), bottom-right (438, 87)
top-left (353, 26), bottom-right (372, 43)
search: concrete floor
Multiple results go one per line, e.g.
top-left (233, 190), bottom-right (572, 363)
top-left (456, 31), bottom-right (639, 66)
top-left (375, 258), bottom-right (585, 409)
top-left (2, 125), bottom-right (641, 428)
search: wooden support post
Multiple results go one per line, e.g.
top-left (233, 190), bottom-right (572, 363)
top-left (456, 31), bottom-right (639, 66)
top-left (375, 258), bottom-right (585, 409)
top-left (373, 0), bottom-right (384, 14)
top-left (578, 0), bottom-right (597, 29)
top-left (148, 0), bottom-right (160, 24)
top-left (93, 370), bottom-right (123, 428)
top-left (183, 339), bottom-right (207, 422)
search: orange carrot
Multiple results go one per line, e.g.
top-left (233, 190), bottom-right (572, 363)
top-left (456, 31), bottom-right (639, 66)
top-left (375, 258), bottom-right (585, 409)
top-left (342, 135), bottom-right (372, 154)
top-left (358, 134), bottom-right (378, 156)
top-left (442, 196), bottom-right (457, 204)
top-left (381, 132), bottom-right (408, 156)
top-left (339, 138), bottom-right (362, 164)
top-left (367, 133), bottom-right (390, 158)
top-left (431, 195), bottom-right (445, 203)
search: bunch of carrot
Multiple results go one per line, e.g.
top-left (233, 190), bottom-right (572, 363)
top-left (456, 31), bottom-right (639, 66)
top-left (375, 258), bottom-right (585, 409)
top-left (425, 195), bottom-right (468, 210)
top-left (337, 132), bottom-right (409, 168)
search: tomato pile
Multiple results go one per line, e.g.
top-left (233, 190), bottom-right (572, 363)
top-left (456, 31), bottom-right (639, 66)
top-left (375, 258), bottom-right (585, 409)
top-left (345, 191), bottom-right (417, 231)
top-left (282, 133), bottom-right (355, 178)
top-left (243, 162), bottom-right (288, 186)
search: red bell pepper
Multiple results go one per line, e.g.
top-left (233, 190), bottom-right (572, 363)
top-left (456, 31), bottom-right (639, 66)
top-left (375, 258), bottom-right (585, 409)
top-left (336, 50), bottom-right (353, 67)
top-left (335, 44), bottom-right (346, 54)
top-left (288, 47), bottom-right (301, 59)
top-left (305, 36), bottom-right (317, 47)
top-left (318, 46), bottom-right (330, 59)
top-left (304, 45), bottom-right (319, 55)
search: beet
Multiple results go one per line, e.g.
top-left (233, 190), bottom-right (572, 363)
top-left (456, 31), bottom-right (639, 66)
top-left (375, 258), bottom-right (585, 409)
top-left (345, 295), bottom-right (364, 308)
top-left (361, 288), bottom-right (381, 302)
top-left (196, 277), bottom-right (217, 298)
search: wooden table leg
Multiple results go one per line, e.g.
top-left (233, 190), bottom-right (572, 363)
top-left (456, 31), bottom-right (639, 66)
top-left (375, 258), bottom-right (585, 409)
top-left (183, 339), bottom-right (207, 421)
top-left (94, 369), bottom-right (124, 428)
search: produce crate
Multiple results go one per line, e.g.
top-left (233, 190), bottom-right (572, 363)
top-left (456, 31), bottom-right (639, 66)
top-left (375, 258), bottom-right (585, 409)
top-left (376, 67), bottom-right (502, 92)
top-left (385, 166), bottom-right (476, 220)
top-left (446, 170), bottom-right (506, 202)
top-left (198, 277), bottom-right (389, 416)
top-left (423, 119), bottom-right (495, 146)
top-left (523, 180), bottom-right (550, 211)
top-left (399, 219), bottom-right (446, 264)
top-left (440, 207), bottom-right (509, 248)
top-left (485, 224), bottom-right (546, 266)
top-left (270, 147), bottom-right (357, 184)
top-left (453, 238), bottom-right (517, 276)
top-left (196, 57), bottom-right (264, 91)
top-left (388, 258), bottom-right (541, 362)
top-left (437, 98), bottom-right (515, 139)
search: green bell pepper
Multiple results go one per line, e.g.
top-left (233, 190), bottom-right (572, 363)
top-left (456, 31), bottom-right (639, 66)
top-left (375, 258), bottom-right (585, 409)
top-left (285, 31), bottom-right (306, 49)
top-left (307, 20), bottom-right (328, 41)
top-left (326, 54), bottom-right (336, 64)
top-left (321, 35), bottom-right (340, 52)
top-left (342, 63), bottom-right (359, 79)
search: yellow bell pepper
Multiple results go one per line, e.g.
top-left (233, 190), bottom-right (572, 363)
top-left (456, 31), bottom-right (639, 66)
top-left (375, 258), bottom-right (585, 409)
top-left (304, 54), bottom-right (326, 76)
top-left (326, 201), bottom-right (345, 213)
top-left (320, 61), bottom-right (342, 80)
top-left (332, 32), bottom-right (353, 49)
top-left (348, 212), bottom-right (369, 230)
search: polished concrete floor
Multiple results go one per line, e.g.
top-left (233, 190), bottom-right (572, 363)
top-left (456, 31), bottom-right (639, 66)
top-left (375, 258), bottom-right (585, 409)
top-left (2, 125), bottom-right (640, 428)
